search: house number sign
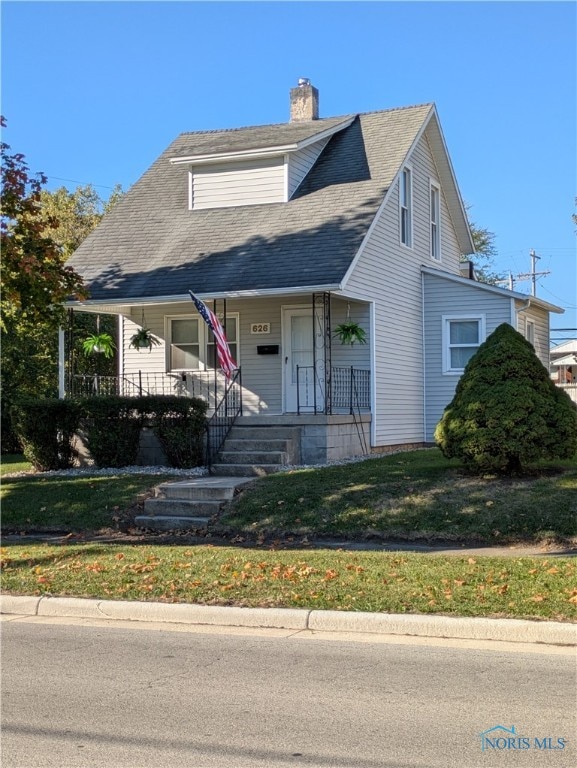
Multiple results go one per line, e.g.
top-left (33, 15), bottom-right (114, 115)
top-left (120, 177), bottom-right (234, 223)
top-left (250, 322), bottom-right (271, 334)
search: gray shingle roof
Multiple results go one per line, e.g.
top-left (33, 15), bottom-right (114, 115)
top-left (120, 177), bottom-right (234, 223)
top-left (68, 104), bottom-right (434, 302)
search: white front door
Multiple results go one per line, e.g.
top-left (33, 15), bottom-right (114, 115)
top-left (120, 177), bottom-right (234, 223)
top-left (283, 307), bottom-right (323, 413)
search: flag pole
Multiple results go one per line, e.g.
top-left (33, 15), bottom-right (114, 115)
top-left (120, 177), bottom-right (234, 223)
top-left (213, 298), bottom-right (218, 410)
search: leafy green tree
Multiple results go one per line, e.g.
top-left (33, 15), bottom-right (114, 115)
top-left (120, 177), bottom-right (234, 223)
top-left (435, 323), bottom-right (577, 474)
top-left (1, 118), bottom-right (88, 450)
top-left (39, 183), bottom-right (123, 259)
top-left (463, 206), bottom-right (503, 284)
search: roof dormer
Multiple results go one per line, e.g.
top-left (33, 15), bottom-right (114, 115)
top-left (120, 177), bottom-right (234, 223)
top-left (168, 82), bottom-right (354, 210)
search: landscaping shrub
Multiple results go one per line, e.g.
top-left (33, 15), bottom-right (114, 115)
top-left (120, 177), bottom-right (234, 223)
top-left (79, 396), bottom-right (143, 468)
top-left (138, 395), bottom-right (208, 468)
top-left (435, 323), bottom-right (577, 474)
top-left (10, 398), bottom-right (80, 471)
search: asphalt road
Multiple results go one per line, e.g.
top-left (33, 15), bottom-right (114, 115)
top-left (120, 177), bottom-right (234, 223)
top-left (2, 617), bottom-right (575, 768)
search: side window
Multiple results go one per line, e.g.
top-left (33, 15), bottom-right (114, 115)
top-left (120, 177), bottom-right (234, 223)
top-left (430, 183), bottom-right (441, 260)
top-left (525, 319), bottom-right (535, 347)
top-left (400, 167), bottom-right (412, 247)
top-left (442, 316), bottom-right (485, 374)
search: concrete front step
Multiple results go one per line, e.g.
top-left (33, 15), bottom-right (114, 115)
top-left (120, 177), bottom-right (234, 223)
top-left (211, 463), bottom-right (283, 477)
top-left (223, 438), bottom-right (292, 453)
top-left (155, 477), bottom-right (254, 501)
top-left (144, 498), bottom-right (222, 517)
top-left (135, 515), bottom-right (210, 532)
top-left (217, 450), bottom-right (287, 466)
top-left (227, 426), bottom-right (300, 441)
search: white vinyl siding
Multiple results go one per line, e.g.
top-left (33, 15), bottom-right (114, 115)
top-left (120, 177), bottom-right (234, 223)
top-left (344, 132), bottom-right (465, 448)
top-left (190, 157), bottom-right (285, 210)
top-left (287, 138), bottom-right (330, 197)
top-left (514, 301), bottom-right (549, 367)
top-left (423, 272), bottom-right (514, 440)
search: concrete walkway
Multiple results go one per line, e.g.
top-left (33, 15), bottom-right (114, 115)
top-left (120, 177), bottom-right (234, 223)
top-left (2, 594), bottom-right (575, 647)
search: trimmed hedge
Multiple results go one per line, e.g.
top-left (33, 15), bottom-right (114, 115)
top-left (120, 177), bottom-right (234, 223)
top-left (80, 396), bottom-right (143, 468)
top-left (10, 399), bottom-right (81, 471)
top-left (10, 395), bottom-right (209, 470)
top-left (139, 395), bottom-right (208, 468)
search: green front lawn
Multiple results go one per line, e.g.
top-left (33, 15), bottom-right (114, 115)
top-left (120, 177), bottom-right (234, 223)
top-left (218, 450), bottom-right (577, 545)
top-left (1, 472), bottom-right (176, 532)
top-left (2, 543), bottom-right (576, 621)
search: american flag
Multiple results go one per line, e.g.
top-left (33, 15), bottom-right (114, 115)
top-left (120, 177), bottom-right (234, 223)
top-left (188, 291), bottom-right (237, 379)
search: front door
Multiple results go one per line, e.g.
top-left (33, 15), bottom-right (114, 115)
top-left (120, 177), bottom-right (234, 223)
top-left (283, 307), bottom-right (323, 412)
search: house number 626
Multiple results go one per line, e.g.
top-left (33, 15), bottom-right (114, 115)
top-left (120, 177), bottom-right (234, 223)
top-left (250, 323), bottom-right (271, 334)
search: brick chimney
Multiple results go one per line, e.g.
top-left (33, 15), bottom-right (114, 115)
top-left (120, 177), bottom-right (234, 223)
top-left (290, 78), bottom-right (319, 122)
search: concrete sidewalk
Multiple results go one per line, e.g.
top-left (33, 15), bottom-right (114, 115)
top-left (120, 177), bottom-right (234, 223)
top-left (2, 594), bottom-right (575, 646)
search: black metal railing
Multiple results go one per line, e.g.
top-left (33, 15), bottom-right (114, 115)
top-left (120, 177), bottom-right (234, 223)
top-left (68, 370), bottom-right (226, 406)
top-left (205, 368), bottom-right (242, 471)
top-left (296, 366), bottom-right (370, 415)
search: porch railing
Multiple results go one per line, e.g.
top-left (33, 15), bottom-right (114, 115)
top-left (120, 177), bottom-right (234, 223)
top-left (296, 366), bottom-right (370, 415)
top-left (205, 368), bottom-right (242, 471)
top-left (68, 371), bottom-right (227, 409)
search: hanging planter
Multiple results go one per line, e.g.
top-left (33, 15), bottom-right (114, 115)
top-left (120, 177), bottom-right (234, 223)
top-left (129, 327), bottom-right (160, 351)
top-left (82, 332), bottom-right (116, 358)
top-left (333, 320), bottom-right (367, 346)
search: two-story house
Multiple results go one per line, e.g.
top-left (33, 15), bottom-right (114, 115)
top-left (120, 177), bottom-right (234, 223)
top-left (65, 81), bottom-right (562, 466)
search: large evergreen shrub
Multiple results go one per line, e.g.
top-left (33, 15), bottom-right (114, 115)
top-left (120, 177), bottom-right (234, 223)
top-left (435, 323), bottom-right (577, 474)
top-left (10, 398), bottom-right (80, 471)
top-left (139, 395), bottom-right (208, 468)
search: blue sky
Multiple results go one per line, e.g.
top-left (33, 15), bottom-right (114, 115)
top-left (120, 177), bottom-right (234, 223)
top-left (2, 0), bottom-right (576, 337)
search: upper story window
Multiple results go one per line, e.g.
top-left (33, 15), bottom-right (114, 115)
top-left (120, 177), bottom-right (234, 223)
top-left (167, 314), bottom-right (238, 372)
top-left (430, 183), bottom-right (441, 261)
top-left (400, 166), bottom-right (413, 248)
top-left (442, 315), bottom-right (486, 374)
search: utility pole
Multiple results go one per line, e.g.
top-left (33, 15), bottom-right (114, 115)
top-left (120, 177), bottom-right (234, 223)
top-left (516, 249), bottom-right (551, 296)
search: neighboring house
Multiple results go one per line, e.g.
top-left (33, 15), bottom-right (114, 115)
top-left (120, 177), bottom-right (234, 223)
top-left (64, 81), bottom-right (563, 464)
top-left (550, 339), bottom-right (577, 404)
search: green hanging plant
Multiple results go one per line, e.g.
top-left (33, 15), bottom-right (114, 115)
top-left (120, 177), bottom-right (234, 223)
top-left (129, 327), bottom-right (160, 351)
top-left (333, 320), bottom-right (367, 346)
top-left (82, 332), bottom-right (116, 358)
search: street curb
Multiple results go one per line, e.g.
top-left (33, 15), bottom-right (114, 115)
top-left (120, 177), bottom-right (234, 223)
top-left (1, 594), bottom-right (576, 646)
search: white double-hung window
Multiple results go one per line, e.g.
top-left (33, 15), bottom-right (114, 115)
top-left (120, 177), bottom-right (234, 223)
top-left (400, 166), bottom-right (412, 247)
top-left (167, 315), bottom-right (238, 372)
top-left (442, 315), bottom-right (485, 374)
top-left (430, 182), bottom-right (441, 260)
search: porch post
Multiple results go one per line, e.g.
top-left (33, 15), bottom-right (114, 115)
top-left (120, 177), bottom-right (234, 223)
top-left (58, 326), bottom-right (66, 398)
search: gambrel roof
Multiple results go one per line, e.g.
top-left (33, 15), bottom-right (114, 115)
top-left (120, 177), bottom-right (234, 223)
top-left (68, 103), bottom-right (474, 305)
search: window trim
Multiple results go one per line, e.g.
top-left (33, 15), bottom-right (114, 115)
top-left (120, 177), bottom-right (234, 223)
top-left (525, 318), bottom-right (535, 347)
top-left (399, 165), bottom-right (413, 248)
top-left (430, 180), bottom-right (441, 261)
top-left (442, 315), bottom-right (486, 375)
top-left (165, 313), bottom-right (239, 373)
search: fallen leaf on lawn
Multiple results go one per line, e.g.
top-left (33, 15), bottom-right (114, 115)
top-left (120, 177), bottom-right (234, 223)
top-left (468, 558), bottom-right (476, 564)
top-left (115, 553), bottom-right (125, 560)
top-left (454, 579), bottom-right (466, 586)
top-left (324, 569), bottom-right (339, 581)
top-left (546, 567), bottom-right (559, 575)
top-left (530, 594), bottom-right (546, 602)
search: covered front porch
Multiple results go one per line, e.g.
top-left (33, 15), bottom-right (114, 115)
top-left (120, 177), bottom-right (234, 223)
top-left (61, 291), bottom-right (373, 466)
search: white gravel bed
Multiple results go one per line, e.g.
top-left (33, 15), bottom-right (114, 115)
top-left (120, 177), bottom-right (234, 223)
top-left (3, 465), bottom-right (209, 479)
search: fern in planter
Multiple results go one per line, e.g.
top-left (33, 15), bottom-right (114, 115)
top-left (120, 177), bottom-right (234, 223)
top-left (82, 332), bottom-right (116, 358)
top-left (333, 320), bottom-right (367, 346)
top-left (129, 328), bottom-right (160, 351)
